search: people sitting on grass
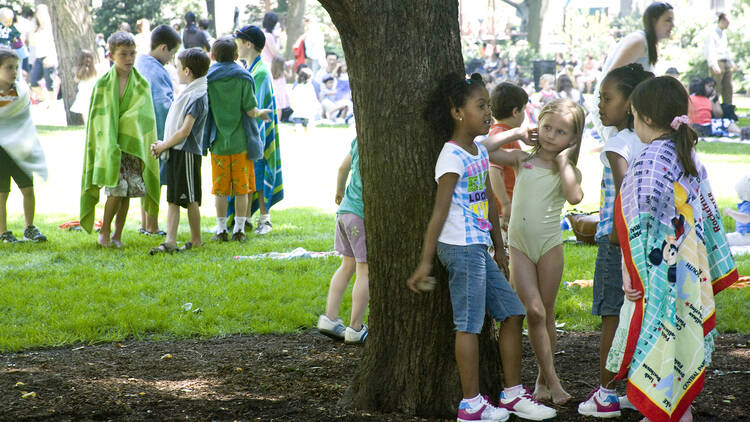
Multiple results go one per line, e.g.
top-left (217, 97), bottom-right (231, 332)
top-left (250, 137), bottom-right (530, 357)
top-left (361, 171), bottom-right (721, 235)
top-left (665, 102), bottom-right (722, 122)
top-left (317, 137), bottom-right (369, 344)
top-left (688, 76), bottom-right (742, 137)
top-left (724, 174), bottom-right (750, 247)
top-left (0, 47), bottom-right (47, 243)
top-left (149, 48), bottom-right (210, 254)
top-left (79, 32), bottom-right (160, 248)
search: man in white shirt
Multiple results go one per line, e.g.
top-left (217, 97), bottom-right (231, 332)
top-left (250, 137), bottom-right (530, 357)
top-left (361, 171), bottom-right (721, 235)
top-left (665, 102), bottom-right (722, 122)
top-left (704, 13), bottom-right (736, 105)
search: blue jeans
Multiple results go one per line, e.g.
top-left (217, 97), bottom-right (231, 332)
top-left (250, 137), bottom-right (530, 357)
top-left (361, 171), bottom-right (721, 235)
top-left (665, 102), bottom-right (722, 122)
top-left (437, 242), bottom-right (525, 334)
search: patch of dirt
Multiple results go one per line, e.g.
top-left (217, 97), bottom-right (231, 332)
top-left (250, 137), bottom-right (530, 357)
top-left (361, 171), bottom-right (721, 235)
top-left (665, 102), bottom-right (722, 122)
top-left (1, 331), bottom-right (748, 421)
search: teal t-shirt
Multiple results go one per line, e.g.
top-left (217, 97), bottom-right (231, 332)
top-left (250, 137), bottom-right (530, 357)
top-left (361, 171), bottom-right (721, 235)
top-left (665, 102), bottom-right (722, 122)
top-left (337, 138), bottom-right (363, 218)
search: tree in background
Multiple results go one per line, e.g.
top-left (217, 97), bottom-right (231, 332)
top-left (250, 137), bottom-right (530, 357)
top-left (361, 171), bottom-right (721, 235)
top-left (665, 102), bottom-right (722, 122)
top-left (49, 0), bottom-right (97, 126)
top-left (285, 0), bottom-right (305, 61)
top-left (92, 0), bottom-right (207, 37)
top-left (501, 0), bottom-right (548, 51)
top-left (318, 0), bottom-right (503, 417)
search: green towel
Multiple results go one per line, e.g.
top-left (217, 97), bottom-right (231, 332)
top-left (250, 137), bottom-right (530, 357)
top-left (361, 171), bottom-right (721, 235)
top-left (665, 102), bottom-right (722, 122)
top-left (79, 66), bottom-right (159, 233)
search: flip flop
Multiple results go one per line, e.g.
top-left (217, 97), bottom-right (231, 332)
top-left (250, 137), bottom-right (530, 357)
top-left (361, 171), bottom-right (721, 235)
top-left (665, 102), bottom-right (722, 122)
top-left (149, 242), bottom-right (177, 255)
top-left (177, 241), bottom-right (192, 252)
top-left (138, 228), bottom-right (151, 235)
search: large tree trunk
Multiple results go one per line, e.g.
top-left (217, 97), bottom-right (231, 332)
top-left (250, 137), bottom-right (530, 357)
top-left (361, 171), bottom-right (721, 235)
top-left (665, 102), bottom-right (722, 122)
top-left (285, 0), bottom-right (306, 61)
top-left (319, 1), bottom-right (502, 417)
top-left (49, 0), bottom-right (97, 126)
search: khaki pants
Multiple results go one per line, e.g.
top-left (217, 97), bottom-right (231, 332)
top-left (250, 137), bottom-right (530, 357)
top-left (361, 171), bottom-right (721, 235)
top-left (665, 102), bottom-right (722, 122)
top-left (710, 59), bottom-right (733, 105)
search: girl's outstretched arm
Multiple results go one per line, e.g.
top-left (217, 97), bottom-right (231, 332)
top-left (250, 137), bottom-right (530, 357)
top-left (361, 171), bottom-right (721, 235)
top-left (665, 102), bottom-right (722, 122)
top-left (556, 147), bottom-right (584, 205)
top-left (407, 173), bottom-right (458, 293)
top-left (481, 126), bottom-right (533, 152)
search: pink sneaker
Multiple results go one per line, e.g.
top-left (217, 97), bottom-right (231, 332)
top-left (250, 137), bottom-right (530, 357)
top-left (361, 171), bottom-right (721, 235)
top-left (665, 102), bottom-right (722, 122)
top-left (457, 395), bottom-right (509, 422)
top-left (577, 386), bottom-right (621, 418)
top-left (498, 387), bottom-right (556, 421)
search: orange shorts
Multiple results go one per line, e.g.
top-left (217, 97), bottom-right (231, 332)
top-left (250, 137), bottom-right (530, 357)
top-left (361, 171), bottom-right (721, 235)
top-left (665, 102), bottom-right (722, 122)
top-left (210, 152), bottom-right (255, 196)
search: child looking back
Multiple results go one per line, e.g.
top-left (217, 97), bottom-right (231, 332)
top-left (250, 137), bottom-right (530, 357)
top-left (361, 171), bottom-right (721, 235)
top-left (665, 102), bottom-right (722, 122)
top-left (407, 73), bottom-right (556, 422)
top-left (80, 32), bottom-right (160, 248)
top-left (149, 48), bottom-right (210, 254)
top-left (0, 47), bottom-right (47, 243)
top-left (70, 50), bottom-right (98, 123)
top-left (484, 98), bottom-right (585, 405)
top-left (487, 82), bottom-right (527, 232)
top-left (203, 37), bottom-right (270, 243)
top-left (606, 76), bottom-right (737, 422)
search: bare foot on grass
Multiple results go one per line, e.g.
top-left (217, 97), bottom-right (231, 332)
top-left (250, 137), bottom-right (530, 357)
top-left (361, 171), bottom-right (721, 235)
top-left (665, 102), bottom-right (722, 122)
top-left (97, 233), bottom-right (111, 248)
top-left (550, 386), bottom-right (572, 405)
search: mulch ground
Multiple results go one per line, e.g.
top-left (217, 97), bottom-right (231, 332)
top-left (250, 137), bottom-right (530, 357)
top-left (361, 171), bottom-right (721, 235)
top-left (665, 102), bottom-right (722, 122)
top-left (1, 331), bottom-right (749, 421)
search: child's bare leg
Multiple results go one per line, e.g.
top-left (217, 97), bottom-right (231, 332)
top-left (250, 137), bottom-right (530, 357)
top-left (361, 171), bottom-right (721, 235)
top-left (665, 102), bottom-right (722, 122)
top-left (456, 331), bottom-right (480, 399)
top-left (536, 245), bottom-right (571, 404)
top-left (235, 194), bottom-right (248, 222)
top-left (186, 202), bottom-right (202, 246)
top-left (349, 262), bottom-right (369, 330)
top-left (0, 191), bottom-right (8, 233)
top-left (324, 256), bottom-right (356, 320)
top-left (215, 194), bottom-right (228, 221)
top-left (19, 186), bottom-right (35, 228)
top-left (600, 315), bottom-right (619, 387)
top-left (499, 315), bottom-right (524, 387)
top-left (510, 246), bottom-right (566, 403)
top-left (111, 198), bottom-right (130, 248)
top-left (100, 196), bottom-right (121, 246)
top-left (165, 202), bottom-right (179, 247)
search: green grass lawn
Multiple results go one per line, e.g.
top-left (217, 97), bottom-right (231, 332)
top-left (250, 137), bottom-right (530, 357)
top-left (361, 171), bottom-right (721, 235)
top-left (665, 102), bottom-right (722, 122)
top-left (2, 119), bottom-right (750, 352)
top-left (2, 205), bottom-right (749, 352)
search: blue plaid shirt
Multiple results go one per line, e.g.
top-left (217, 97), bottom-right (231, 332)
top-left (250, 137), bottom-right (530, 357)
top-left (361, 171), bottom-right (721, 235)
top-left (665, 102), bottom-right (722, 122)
top-left (596, 166), bottom-right (616, 240)
top-left (435, 141), bottom-right (492, 246)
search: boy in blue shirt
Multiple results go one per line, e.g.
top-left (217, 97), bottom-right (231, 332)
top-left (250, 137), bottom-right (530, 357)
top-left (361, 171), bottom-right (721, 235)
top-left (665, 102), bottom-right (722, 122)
top-left (135, 24), bottom-right (181, 236)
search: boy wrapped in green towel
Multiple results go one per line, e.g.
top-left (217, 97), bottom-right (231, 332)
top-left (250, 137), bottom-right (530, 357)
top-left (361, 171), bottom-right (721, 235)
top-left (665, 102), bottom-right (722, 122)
top-left (80, 32), bottom-right (159, 248)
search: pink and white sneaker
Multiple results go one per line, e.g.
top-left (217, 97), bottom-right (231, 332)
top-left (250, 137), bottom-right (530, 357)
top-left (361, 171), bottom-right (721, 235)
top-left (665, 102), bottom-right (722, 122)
top-left (457, 395), bottom-right (510, 422)
top-left (577, 386), bottom-right (622, 418)
top-left (498, 387), bottom-right (556, 421)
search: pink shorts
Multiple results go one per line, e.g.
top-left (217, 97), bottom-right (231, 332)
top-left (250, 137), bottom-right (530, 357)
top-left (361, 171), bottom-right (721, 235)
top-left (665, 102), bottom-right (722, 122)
top-left (334, 213), bottom-right (367, 263)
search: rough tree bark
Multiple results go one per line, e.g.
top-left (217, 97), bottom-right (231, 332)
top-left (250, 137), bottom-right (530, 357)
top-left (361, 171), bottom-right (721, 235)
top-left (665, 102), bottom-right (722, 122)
top-left (501, 0), bottom-right (547, 51)
top-left (319, 1), bottom-right (503, 417)
top-left (284, 0), bottom-right (306, 61)
top-left (49, 0), bottom-right (97, 126)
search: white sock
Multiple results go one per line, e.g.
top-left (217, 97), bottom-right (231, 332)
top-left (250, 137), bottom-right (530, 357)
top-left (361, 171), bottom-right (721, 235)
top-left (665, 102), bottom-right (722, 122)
top-left (597, 386), bottom-right (617, 401)
top-left (503, 384), bottom-right (524, 399)
top-left (461, 394), bottom-right (483, 410)
top-left (216, 217), bottom-right (227, 233)
top-left (259, 213), bottom-right (270, 224)
top-left (234, 217), bottom-right (246, 233)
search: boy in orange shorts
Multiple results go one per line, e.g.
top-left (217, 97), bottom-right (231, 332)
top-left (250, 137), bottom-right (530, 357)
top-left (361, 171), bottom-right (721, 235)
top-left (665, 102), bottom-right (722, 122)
top-left (203, 37), bottom-right (270, 242)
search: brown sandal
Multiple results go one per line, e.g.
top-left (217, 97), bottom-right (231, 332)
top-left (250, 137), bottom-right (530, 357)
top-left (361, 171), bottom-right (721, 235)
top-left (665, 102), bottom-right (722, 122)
top-left (149, 242), bottom-right (177, 255)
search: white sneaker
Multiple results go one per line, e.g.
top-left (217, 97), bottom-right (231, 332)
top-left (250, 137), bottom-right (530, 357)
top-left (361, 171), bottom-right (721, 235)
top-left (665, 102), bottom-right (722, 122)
top-left (498, 387), bottom-right (556, 421)
top-left (316, 315), bottom-right (345, 340)
top-left (577, 386), bottom-right (621, 418)
top-left (344, 324), bottom-right (368, 344)
top-left (254, 221), bottom-right (272, 235)
top-left (619, 394), bottom-right (636, 410)
top-left (457, 395), bottom-right (509, 422)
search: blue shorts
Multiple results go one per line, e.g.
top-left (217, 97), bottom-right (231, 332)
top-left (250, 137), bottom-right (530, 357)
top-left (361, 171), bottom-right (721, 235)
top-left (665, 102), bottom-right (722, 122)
top-left (437, 242), bottom-right (525, 334)
top-left (592, 236), bottom-right (624, 316)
